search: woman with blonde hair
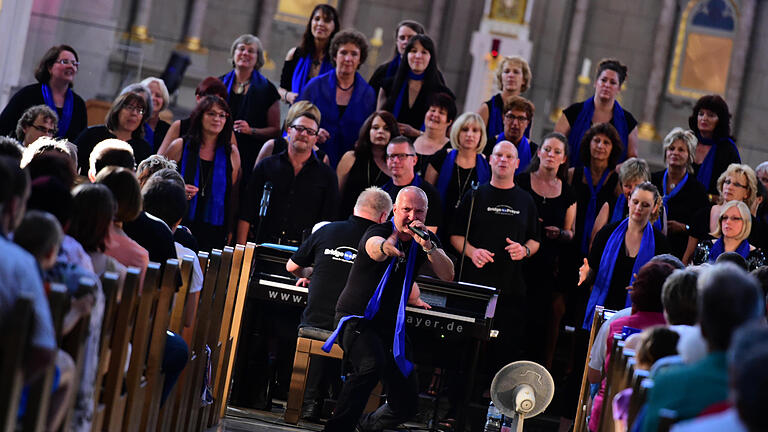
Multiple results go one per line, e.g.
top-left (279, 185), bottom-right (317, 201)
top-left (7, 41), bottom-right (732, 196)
top-left (477, 55), bottom-right (532, 143)
top-left (692, 200), bottom-right (765, 270)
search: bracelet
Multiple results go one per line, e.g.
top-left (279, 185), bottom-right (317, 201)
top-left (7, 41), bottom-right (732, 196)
top-left (379, 239), bottom-right (386, 256)
top-left (523, 245), bottom-right (530, 258)
top-left (423, 241), bottom-right (436, 255)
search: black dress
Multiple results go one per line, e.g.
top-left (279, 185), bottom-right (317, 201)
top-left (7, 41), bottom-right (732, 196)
top-left (147, 120), bottom-right (171, 153)
top-left (73, 125), bottom-right (152, 174)
top-left (381, 77), bottom-right (454, 131)
top-left (0, 83), bottom-right (88, 142)
top-left (571, 167), bottom-right (619, 256)
top-left (338, 153), bottom-right (388, 219)
top-left (651, 170), bottom-right (709, 259)
top-left (415, 141), bottom-right (451, 178)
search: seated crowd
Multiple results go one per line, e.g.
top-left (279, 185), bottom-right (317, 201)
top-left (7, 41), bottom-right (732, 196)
top-left (1, 5), bottom-right (767, 431)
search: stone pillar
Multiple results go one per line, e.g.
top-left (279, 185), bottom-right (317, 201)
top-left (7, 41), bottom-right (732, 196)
top-left (340, 0), bottom-right (359, 28)
top-left (552, 0), bottom-right (589, 119)
top-left (126, 0), bottom-right (154, 43)
top-left (725, 0), bottom-right (756, 131)
top-left (637, 0), bottom-right (677, 141)
top-left (178, 0), bottom-right (208, 53)
top-left (256, 0), bottom-right (278, 70)
top-left (428, 0), bottom-right (447, 43)
top-left (0, 0), bottom-right (33, 107)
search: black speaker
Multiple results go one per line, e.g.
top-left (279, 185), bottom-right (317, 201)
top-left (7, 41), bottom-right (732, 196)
top-left (160, 52), bottom-right (191, 95)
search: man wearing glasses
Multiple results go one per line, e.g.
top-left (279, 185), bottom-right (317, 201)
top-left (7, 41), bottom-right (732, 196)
top-left (237, 112), bottom-right (339, 245)
top-left (487, 96), bottom-right (537, 172)
top-left (382, 136), bottom-right (442, 233)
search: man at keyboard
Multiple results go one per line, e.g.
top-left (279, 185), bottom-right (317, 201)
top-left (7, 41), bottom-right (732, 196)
top-left (323, 186), bottom-right (454, 432)
top-left (286, 187), bottom-right (393, 421)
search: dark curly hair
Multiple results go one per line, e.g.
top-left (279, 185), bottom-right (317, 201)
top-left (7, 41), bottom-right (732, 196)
top-left (579, 123), bottom-right (624, 169)
top-left (329, 29), bottom-right (369, 69)
top-left (688, 94), bottom-right (732, 140)
top-left (296, 4), bottom-right (340, 60)
top-left (34, 45), bottom-right (79, 86)
top-left (595, 58), bottom-right (628, 86)
top-left (354, 111), bottom-right (399, 160)
top-left (427, 92), bottom-right (458, 124)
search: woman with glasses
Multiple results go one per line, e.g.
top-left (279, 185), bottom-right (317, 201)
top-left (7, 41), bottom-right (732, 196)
top-left (691, 200), bottom-right (765, 270)
top-left (161, 95), bottom-right (240, 251)
top-left (650, 128), bottom-right (708, 259)
top-left (15, 104), bottom-right (59, 147)
top-left (73, 91), bottom-right (152, 173)
top-left (683, 163), bottom-right (767, 263)
top-left (555, 58), bottom-right (638, 166)
top-left (0, 45), bottom-right (88, 142)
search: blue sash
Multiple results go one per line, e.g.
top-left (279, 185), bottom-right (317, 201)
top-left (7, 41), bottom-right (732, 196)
top-left (708, 237), bottom-right (750, 263)
top-left (392, 71), bottom-right (425, 121)
top-left (695, 133), bottom-right (740, 191)
top-left (323, 221), bottom-right (419, 376)
top-left (583, 218), bottom-right (656, 330)
top-left (296, 70), bottom-right (375, 168)
top-left (568, 97), bottom-right (629, 167)
top-left (221, 68), bottom-right (271, 109)
top-left (654, 170), bottom-right (688, 230)
top-left (180, 142), bottom-right (228, 226)
top-left (41, 83), bottom-right (74, 137)
top-left (610, 194), bottom-right (627, 225)
top-left (291, 54), bottom-right (332, 96)
top-left (435, 150), bottom-right (490, 208)
top-left (143, 123), bottom-right (155, 150)
top-left (581, 167), bottom-right (611, 254)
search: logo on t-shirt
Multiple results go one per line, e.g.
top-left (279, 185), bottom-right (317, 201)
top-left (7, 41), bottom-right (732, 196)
top-left (486, 205), bottom-right (520, 216)
top-left (324, 246), bottom-right (357, 263)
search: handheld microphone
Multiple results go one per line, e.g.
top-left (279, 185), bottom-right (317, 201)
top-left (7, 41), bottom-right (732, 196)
top-left (259, 181), bottom-right (272, 217)
top-left (408, 223), bottom-right (430, 241)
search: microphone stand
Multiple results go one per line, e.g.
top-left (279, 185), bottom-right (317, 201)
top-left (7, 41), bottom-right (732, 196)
top-left (458, 181), bottom-right (479, 281)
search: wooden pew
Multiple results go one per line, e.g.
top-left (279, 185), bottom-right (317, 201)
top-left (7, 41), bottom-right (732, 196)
top-left (627, 370), bottom-right (650, 428)
top-left (574, 306), bottom-right (612, 432)
top-left (101, 268), bottom-right (142, 431)
top-left (0, 296), bottom-right (34, 432)
top-left (22, 283), bottom-right (69, 432)
top-left (90, 272), bottom-right (121, 431)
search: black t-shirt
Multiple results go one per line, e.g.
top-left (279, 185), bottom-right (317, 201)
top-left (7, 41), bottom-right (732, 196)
top-left (174, 225), bottom-right (199, 252)
top-left (73, 125), bottom-right (152, 174)
top-left (335, 222), bottom-right (440, 336)
top-left (651, 170), bottom-right (709, 259)
top-left (291, 215), bottom-right (375, 330)
top-left (451, 183), bottom-right (540, 299)
top-left (0, 83), bottom-right (88, 143)
top-left (589, 221), bottom-right (670, 311)
top-left (383, 176), bottom-right (443, 228)
top-left (242, 150), bottom-right (339, 245)
top-left (123, 211), bottom-right (177, 264)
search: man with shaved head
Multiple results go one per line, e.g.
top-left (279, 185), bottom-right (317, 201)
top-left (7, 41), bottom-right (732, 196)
top-left (451, 140), bottom-right (540, 365)
top-left (323, 186), bottom-right (454, 432)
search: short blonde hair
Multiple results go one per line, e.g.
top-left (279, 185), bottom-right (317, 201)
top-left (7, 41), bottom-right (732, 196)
top-left (618, 157), bottom-right (650, 184)
top-left (662, 128), bottom-right (697, 173)
top-left (717, 163), bottom-right (758, 208)
top-left (284, 100), bottom-right (321, 131)
top-left (450, 112), bottom-right (487, 155)
top-left (495, 56), bottom-right (531, 93)
top-left (712, 200), bottom-right (752, 242)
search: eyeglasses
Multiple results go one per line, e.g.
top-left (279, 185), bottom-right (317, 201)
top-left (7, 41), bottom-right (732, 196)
top-left (30, 124), bottom-right (57, 136)
top-left (386, 153), bottom-right (416, 161)
top-left (290, 125), bottom-right (318, 136)
top-left (723, 178), bottom-right (747, 189)
top-left (204, 111), bottom-right (229, 120)
top-left (56, 59), bottom-right (79, 68)
top-left (504, 113), bottom-right (528, 123)
top-left (123, 104), bottom-right (145, 115)
top-left (720, 215), bottom-right (743, 223)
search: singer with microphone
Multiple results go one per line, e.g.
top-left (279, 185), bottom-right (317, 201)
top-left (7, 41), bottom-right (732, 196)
top-left (450, 140), bottom-right (540, 366)
top-left (322, 186), bottom-right (453, 431)
top-left (237, 111), bottom-right (339, 245)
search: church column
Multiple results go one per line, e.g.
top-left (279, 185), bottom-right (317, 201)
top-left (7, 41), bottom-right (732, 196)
top-left (553, 0), bottom-right (589, 119)
top-left (637, 0), bottom-right (677, 140)
top-left (340, 0), bottom-right (360, 28)
top-left (725, 0), bottom-right (756, 128)
top-left (126, 0), bottom-right (154, 42)
top-left (428, 0), bottom-right (447, 43)
top-left (178, 0), bottom-right (208, 53)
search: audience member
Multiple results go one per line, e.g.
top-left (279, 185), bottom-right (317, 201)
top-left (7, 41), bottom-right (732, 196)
top-left (14, 104), bottom-right (58, 146)
top-left (0, 135), bottom-right (24, 160)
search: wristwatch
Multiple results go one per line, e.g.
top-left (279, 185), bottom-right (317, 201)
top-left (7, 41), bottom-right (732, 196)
top-left (523, 245), bottom-right (531, 258)
top-left (423, 241), bottom-right (436, 255)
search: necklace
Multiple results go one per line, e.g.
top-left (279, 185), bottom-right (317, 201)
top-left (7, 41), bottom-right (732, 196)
top-left (234, 79), bottom-right (250, 94)
top-left (337, 81), bottom-right (354, 91)
top-left (455, 165), bottom-right (475, 208)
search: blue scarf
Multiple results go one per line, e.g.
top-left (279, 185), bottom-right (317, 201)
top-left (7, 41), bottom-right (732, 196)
top-left (221, 68), bottom-right (271, 109)
top-left (392, 71), bottom-right (425, 121)
top-left (581, 167), bottom-right (612, 254)
top-left (291, 54), bottom-right (332, 96)
top-left (568, 97), bottom-right (629, 167)
top-left (583, 218), bottom-right (656, 330)
top-left (323, 221), bottom-right (419, 376)
top-left (384, 52), bottom-right (401, 82)
top-left (695, 133), bottom-right (740, 191)
top-left (497, 132), bottom-right (533, 172)
top-left (610, 194), bottom-right (627, 225)
top-left (654, 170), bottom-right (688, 230)
top-left (708, 237), bottom-right (750, 263)
top-left (41, 83), bottom-right (74, 138)
top-left (296, 70), bottom-right (375, 168)
top-left (436, 150), bottom-right (490, 209)
top-left (144, 123), bottom-right (155, 151)
top-left (180, 142), bottom-right (228, 226)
